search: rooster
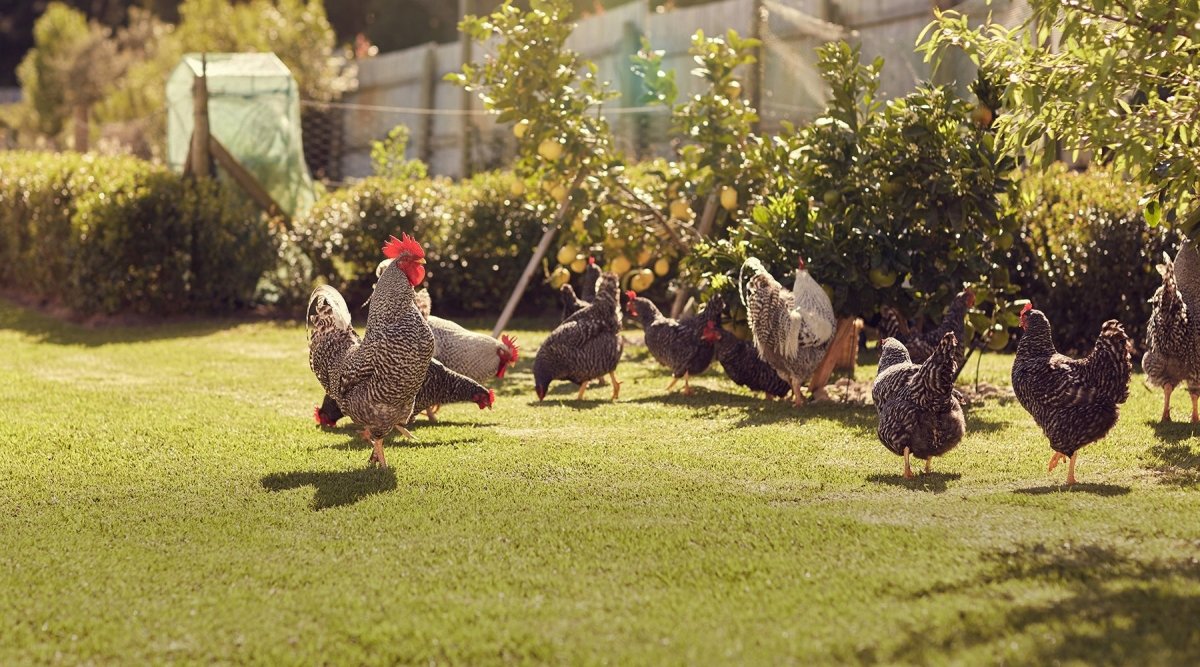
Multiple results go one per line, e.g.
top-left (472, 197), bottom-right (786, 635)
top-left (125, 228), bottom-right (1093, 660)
top-left (315, 358), bottom-right (494, 426)
top-left (872, 333), bottom-right (965, 478)
top-left (878, 287), bottom-right (974, 366)
top-left (533, 271), bottom-right (624, 401)
top-left (426, 315), bottom-right (520, 384)
top-left (1012, 304), bottom-right (1132, 485)
top-left (742, 257), bottom-right (836, 406)
top-left (705, 326), bottom-right (791, 400)
top-left (1144, 252), bottom-right (1200, 422)
top-left (625, 291), bottom-right (721, 394)
top-left (307, 234), bottom-right (434, 468)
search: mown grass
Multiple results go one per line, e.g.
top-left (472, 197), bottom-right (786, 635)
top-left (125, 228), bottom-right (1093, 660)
top-left (2, 298), bottom-right (1199, 665)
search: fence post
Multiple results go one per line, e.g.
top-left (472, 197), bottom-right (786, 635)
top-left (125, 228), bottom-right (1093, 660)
top-left (750, 0), bottom-right (765, 133)
top-left (191, 54), bottom-right (211, 179)
top-left (459, 0), bottom-right (474, 178)
top-left (419, 42), bottom-right (437, 165)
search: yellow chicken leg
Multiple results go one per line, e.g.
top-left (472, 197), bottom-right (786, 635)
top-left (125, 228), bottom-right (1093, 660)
top-left (924, 457), bottom-right (932, 474)
top-left (1162, 383), bottom-right (1175, 422)
top-left (682, 373), bottom-right (694, 396)
top-left (362, 429), bottom-right (388, 469)
top-left (1191, 389), bottom-right (1199, 424)
top-left (577, 381), bottom-right (590, 401)
top-left (665, 376), bottom-right (680, 392)
top-left (1066, 452), bottom-right (1078, 486)
top-left (903, 447), bottom-right (914, 479)
top-left (609, 372), bottom-right (622, 401)
top-left (1048, 451), bottom-right (1063, 472)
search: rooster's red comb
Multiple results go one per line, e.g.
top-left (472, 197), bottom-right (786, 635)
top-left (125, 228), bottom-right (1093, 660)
top-left (382, 233), bottom-right (424, 260)
top-left (588, 256), bottom-right (596, 266)
top-left (501, 334), bottom-right (519, 363)
top-left (625, 290), bottom-right (637, 301)
top-left (1021, 302), bottom-right (1033, 314)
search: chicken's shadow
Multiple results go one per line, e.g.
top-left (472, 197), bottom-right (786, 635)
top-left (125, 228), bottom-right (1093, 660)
top-left (1145, 441), bottom-right (1200, 487)
top-left (1012, 482), bottom-right (1131, 496)
top-left (866, 471), bottom-right (962, 493)
top-left (260, 467), bottom-right (397, 511)
top-left (1147, 418), bottom-right (1200, 444)
top-left (322, 435), bottom-right (480, 451)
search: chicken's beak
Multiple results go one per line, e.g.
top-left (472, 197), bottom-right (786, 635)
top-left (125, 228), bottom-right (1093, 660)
top-left (416, 258), bottom-right (426, 265)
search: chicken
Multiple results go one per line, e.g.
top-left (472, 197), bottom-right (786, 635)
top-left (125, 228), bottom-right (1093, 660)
top-left (872, 333), bottom-right (965, 478)
top-left (559, 257), bottom-right (601, 321)
top-left (1144, 251), bottom-right (1200, 422)
top-left (315, 358), bottom-right (494, 426)
top-left (426, 315), bottom-right (519, 384)
top-left (1012, 304), bottom-right (1132, 485)
top-left (742, 256), bottom-right (837, 406)
top-left (559, 283), bottom-right (589, 322)
top-left (533, 271), bottom-right (624, 401)
top-left (705, 326), bottom-right (791, 400)
top-left (624, 291), bottom-right (721, 394)
top-left (414, 289), bottom-right (432, 320)
top-left (878, 287), bottom-right (974, 366)
top-left (306, 234), bottom-right (434, 468)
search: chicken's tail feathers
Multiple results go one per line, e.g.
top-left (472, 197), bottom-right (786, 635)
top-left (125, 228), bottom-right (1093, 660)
top-left (1092, 319), bottom-right (1133, 404)
top-left (877, 305), bottom-right (906, 340)
top-left (307, 284), bottom-right (353, 339)
top-left (737, 257), bottom-right (769, 312)
top-left (916, 332), bottom-right (959, 401)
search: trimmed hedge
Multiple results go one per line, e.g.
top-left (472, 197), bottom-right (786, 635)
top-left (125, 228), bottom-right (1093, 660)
top-left (0, 151), bottom-right (273, 315)
top-left (293, 170), bottom-right (555, 316)
top-left (1011, 164), bottom-right (1178, 354)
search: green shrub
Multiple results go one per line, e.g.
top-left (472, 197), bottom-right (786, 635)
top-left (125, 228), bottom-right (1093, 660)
top-left (293, 170), bottom-right (555, 316)
top-left (1010, 163), bottom-right (1176, 353)
top-left (0, 151), bottom-right (273, 315)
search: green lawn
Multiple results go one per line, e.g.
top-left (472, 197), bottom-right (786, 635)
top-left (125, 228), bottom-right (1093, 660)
top-left (2, 297), bottom-right (1199, 665)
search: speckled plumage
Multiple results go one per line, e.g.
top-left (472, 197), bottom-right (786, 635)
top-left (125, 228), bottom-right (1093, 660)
top-left (627, 295), bottom-right (718, 379)
top-left (534, 272), bottom-right (624, 398)
top-left (711, 329), bottom-right (791, 398)
top-left (559, 283), bottom-right (589, 322)
top-left (1012, 309), bottom-right (1131, 458)
top-left (872, 333), bottom-right (965, 464)
top-left (315, 358), bottom-right (492, 426)
top-left (1143, 251), bottom-right (1200, 422)
top-left (427, 315), bottom-right (518, 384)
top-left (744, 259), bottom-right (836, 401)
top-left (307, 243), bottom-right (434, 444)
top-left (878, 288), bottom-right (973, 366)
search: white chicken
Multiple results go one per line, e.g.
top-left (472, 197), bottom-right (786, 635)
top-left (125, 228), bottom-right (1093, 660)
top-left (741, 256), bottom-right (836, 406)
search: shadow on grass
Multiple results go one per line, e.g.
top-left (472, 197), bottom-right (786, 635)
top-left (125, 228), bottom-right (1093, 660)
top-left (1013, 482), bottom-right (1131, 496)
top-left (322, 434), bottom-right (480, 452)
top-left (0, 296), bottom-right (278, 346)
top-left (866, 471), bottom-right (962, 493)
top-left (1148, 418), bottom-right (1200, 444)
top-left (889, 543), bottom-right (1200, 664)
top-left (1145, 441), bottom-right (1200, 487)
top-left (261, 467), bottom-right (397, 510)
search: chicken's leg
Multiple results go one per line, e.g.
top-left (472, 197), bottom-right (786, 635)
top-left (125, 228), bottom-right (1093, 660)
top-left (576, 381), bottom-right (590, 401)
top-left (395, 425), bottom-right (417, 441)
top-left (425, 407), bottom-right (438, 423)
top-left (682, 373), bottom-right (694, 396)
top-left (1190, 389), bottom-right (1199, 424)
top-left (1048, 451), bottom-right (1063, 472)
top-left (903, 447), bottom-right (914, 479)
top-left (362, 429), bottom-right (388, 469)
top-left (1162, 383), bottom-right (1175, 422)
top-left (924, 457), bottom-right (932, 474)
top-left (1066, 452), bottom-right (1078, 486)
top-left (665, 376), bottom-right (679, 392)
top-left (609, 372), bottom-right (622, 401)
top-left (791, 380), bottom-right (807, 408)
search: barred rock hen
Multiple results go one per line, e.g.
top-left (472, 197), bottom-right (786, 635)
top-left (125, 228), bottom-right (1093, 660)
top-left (426, 315), bottom-right (519, 384)
top-left (742, 257), bottom-right (836, 406)
top-left (307, 234), bottom-right (434, 468)
top-left (705, 326), bottom-right (791, 399)
top-left (559, 283), bottom-right (589, 322)
top-left (533, 271), bottom-right (624, 401)
top-left (315, 358), bottom-right (494, 426)
top-left (625, 291), bottom-right (721, 394)
top-left (879, 287), bottom-right (974, 366)
top-left (872, 333), bottom-right (965, 478)
top-left (559, 257), bottom-right (602, 321)
top-left (1144, 252), bottom-right (1200, 422)
top-left (1012, 304), bottom-right (1132, 485)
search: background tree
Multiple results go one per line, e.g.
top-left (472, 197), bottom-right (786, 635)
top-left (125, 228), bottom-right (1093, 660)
top-left (920, 1), bottom-right (1200, 231)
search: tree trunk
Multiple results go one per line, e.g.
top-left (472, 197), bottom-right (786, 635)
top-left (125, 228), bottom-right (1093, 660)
top-left (73, 105), bottom-right (89, 153)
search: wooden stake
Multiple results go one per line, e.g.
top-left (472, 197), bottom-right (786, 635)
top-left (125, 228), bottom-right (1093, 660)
top-left (491, 171), bottom-right (587, 337)
top-left (808, 316), bottom-right (858, 399)
top-left (209, 135), bottom-right (290, 227)
top-left (190, 55), bottom-right (212, 180)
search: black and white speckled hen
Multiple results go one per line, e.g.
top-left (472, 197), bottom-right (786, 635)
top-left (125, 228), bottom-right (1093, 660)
top-left (533, 271), bottom-right (624, 401)
top-left (1143, 252), bottom-right (1200, 422)
top-left (624, 291), bottom-right (721, 394)
top-left (559, 283), bottom-right (589, 322)
top-left (559, 257), bottom-right (602, 322)
top-left (1012, 304), bottom-right (1131, 485)
top-left (878, 287), bottom-right (974, 366)
top-left (307, 234), bottom-right (434, 468)
top-left (872, 333), bottom-right (965, 478)
top-left (315, 358), bottom-right (493, 426)
top-left (426, 315), bottom-right (519, 384)
top-left (742, 257), bottom-right (836, 406)
top-left (706, 326), bottom-right (791, 400)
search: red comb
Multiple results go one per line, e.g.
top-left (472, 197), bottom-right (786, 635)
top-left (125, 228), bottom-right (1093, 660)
top-left (625, 290), bottom-right (637, 301)
top-left (382, 233), bottom-right (424, 260)
top-left (588, 256), bottom-right (596, 266)
top-left (797, 256), bottom-right (807, 270)
top-left (501, 334), bottom-right (519, 363)
top-left (1021, 302), bottom-right (1033, 314)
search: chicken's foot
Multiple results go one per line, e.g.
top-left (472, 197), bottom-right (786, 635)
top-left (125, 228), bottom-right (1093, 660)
top-left (665, 376), bottom-right (679, 392)
top-left (682, 373), bottom-right (694, 396)
top-left (791, 381), bottom-right (807, 408)
top-left (1048, 451), bottom-right (1063, 472)
top-left (1162, 383), bottom-right (1175, 422)
top-left (1066, 452), bottom-right (1078, 486)
top-left (903, 447), bottom-right (914, 479)
top-left (425, 406), bottom-right (439, 423)
top-left (577, 381), bottom-right (590, 401)
top-left (609, 372), bottom-right (622, 401)
top-left (361, 429), bottom-right (389, 469)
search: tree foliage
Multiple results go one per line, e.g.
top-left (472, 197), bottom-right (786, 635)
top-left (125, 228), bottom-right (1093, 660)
top-left (919, 1), bottom-right (1200, 232)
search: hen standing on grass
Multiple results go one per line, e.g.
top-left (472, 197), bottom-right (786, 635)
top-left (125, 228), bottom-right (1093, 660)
top-left (307, 234), bottom-right (434, 468)
top-left (533, 271), bottom-right (624, 401)
top-left (879, 287), bottom-right (974, 366)
top-left (1012, 304), bottom-right (1131, 486)
top-left (316, 359), bottom-right (493, 426)
top-left (625, 291), bottom-right (721, 394)
top-left (743, 257), bottom-right (837, 406)
top-left (1144, 252), bottom-right (1200, 422)
top-left (706, 326), bottom-right (791, 400)
top-left (872, 333), bottom-right (965, 478)
top-left (426, 315), bottom-right (520, 384)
